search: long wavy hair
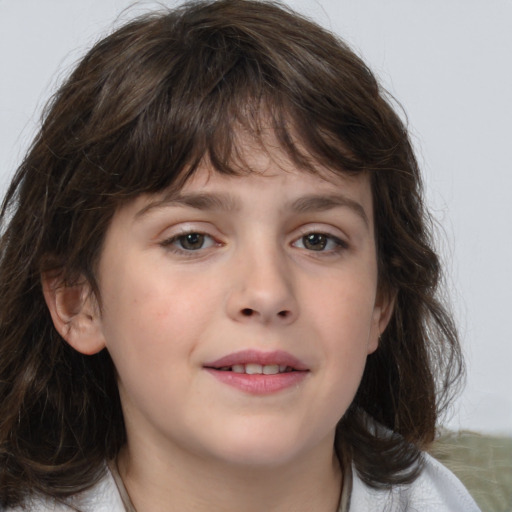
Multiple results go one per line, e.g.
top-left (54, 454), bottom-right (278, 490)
top-left (0, 0), bottom-right (463, 506)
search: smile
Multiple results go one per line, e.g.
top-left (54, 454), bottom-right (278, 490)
top-left (216, 364), bottom-right (295, 374)
top-left (203, 350), bottom-right (309, 394)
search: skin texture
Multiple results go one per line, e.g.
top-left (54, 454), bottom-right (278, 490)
top-left (44, 144), bottom-right (393, 512)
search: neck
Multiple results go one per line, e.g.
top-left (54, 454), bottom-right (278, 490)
top-left (117, 437), bottom-right (343, 512)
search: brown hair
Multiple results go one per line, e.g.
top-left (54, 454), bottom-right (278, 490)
top-left (0, 0), bottom-right (463, 506)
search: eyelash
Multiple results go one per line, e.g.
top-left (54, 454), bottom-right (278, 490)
top-left (160, 231), bottom-right (219, 255)
top-left (292, 232), bottom-right (348, 254)
top-left (160, 230), bottom-right (348, 256)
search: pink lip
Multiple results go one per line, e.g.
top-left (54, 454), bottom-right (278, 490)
top-left (203, 349), bottom-right (309, 371)
top-left (203, 350), bottom-right (309, 395)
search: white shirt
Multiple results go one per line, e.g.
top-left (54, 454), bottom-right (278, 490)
top-left (3, 452), bottom-right (480, 511)
top-left (347, 453), bottom-right (481, 511)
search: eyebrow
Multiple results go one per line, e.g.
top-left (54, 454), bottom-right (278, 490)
top-left (289, 194), bottom-right (369, 227)
top-left (136, 191), bottom-right (369, 227)
top-left (136, 192), bottom-right (240, 217)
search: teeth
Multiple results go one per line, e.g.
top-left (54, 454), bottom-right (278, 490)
top-left (262, 365), bottom-right (279, 375)
top-left (245, 363), bottom-right (263, 374)
top-left (227, 364), bottom-right (290, 374)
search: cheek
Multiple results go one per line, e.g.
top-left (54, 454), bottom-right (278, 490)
top-left (99, 263), bottom-right (221, 369)
top-left (319, 299), bottom-right (376, 412)
top-left (309, 274), bottom-right (377, 336)
top-left (305, 270), bottom-right (378, 386)
top-left (99, 280), bottom-right (199, 415)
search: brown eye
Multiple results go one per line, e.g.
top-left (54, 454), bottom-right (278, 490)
top-left (292, 232), bottom-right (347, 253)
top-left (178, 233), bottom-right (206, 250)
top-left (302, 233), bottom-right (328, 251)
top-left (161, 231), bottom-right (218, 254)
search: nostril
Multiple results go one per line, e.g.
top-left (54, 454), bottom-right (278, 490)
top-left (239, 308), bottom-right (292, 319)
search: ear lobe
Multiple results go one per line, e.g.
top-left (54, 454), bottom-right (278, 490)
top-left (368, 290), bottom-right (396, 354)
top-left (377, 289), bottom-right (396, 332)
top-left (41, 272), bottom-right (106, 355)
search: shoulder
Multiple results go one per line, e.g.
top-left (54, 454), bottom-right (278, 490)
top-left (1, 467), bottom-right (125, 512)
top-left (348, 452), bottom-right (481, 512)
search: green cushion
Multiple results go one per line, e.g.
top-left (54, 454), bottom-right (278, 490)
top-left (429, 431), bottom-right (512, 512)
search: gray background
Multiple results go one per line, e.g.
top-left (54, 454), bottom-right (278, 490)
top-left (1, 0), bottom-right (511, 434)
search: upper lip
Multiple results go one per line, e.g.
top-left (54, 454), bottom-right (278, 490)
top-left (203, 349), bottom-right (309, 371)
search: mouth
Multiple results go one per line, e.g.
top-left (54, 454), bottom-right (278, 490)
top-left (203, 349), bottom-right (309, 373)
top-left (203, 350), bottom-right (309, 394)
top-left (208, 364), bottom-right (299, 375)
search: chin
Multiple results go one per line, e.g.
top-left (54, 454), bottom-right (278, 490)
top-left (203, 424), bottom-right (324, 469)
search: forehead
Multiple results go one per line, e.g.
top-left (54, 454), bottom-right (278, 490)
top-left (186, 128), bottom-right (369, 194)
top-left (129, 147), bottom-right (373, 232)
top-left (183, 160), bottom-right (368, 201)
top-left (114, 126), bottom-right (374, 228)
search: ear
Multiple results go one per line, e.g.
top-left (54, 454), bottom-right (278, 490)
top-left (41, 272), bottom-right (106, 355)
top-left (368, 289), bottom-right (396, 354)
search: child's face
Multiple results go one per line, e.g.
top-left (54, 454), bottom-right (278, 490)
top-left (85, 144), bottom-right (390, 468)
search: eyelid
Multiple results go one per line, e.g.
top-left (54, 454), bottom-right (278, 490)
top-left (156, 221), bottom-right (220, 241)
top-left (290, 224), bottom-right (350, 253)
top-left (160, 231), bottom-right (215, 248)
top-left (293, 223), bottom-right (349, 241)
top-left (291, 233), bottom-right (348, 250)
top-left (158, 223), bottom-right (224, 256)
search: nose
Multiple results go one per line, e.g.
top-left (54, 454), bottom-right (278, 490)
top-left (225, 245), bottom-right (298, 326)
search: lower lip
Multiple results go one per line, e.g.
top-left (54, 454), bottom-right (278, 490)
top-left (204, 369), bottom-right (308, 394)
